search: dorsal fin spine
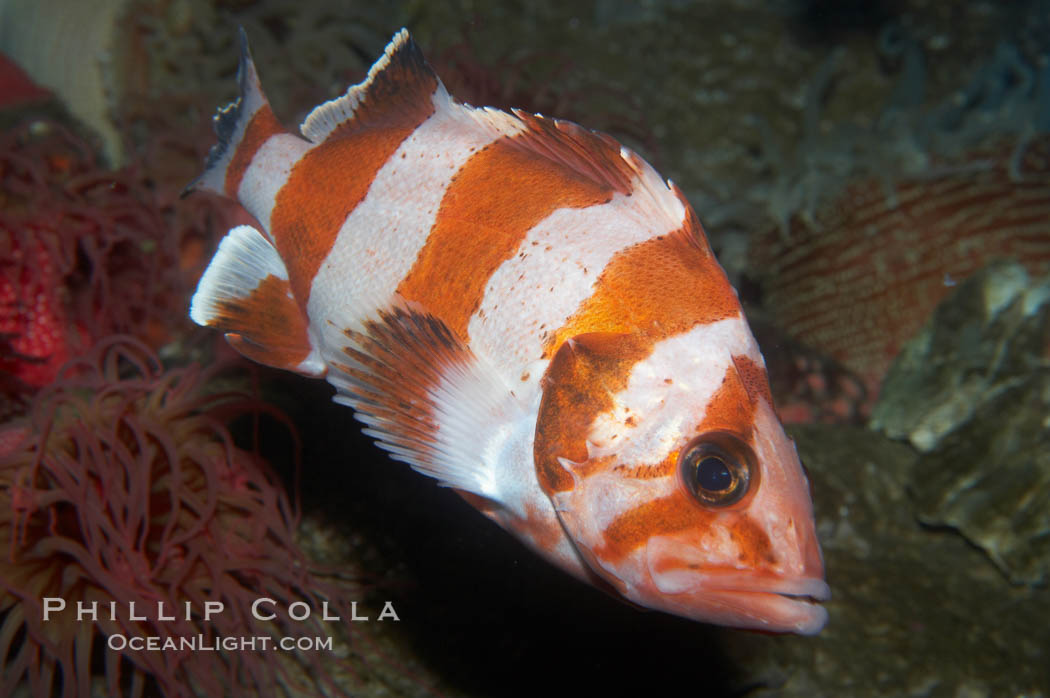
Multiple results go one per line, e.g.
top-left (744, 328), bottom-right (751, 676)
top-left (188, 27), bottom-right (285, 197)
top-left (299, 28), bottom-right (443, 143)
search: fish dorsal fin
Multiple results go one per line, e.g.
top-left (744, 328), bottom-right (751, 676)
top-left (498, 111), bottom-right (687, 229)
top-left (322, 302), bottom-right (528, 500)
top-left (189, 28), bottom-right (284, 197)
top-left (507, 111), bottom-right (635, 195)
top-left (300, 29), bottom-right (441, 143)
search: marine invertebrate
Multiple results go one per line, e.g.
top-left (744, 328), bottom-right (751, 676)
top-left (0, 337), bottom-right (356, 697)
top-left (760, 21), bottom-right (1050, 235)
top-left (0, 229), bottom-right (82, 391)
top-left (0, 117), bottom-right (181, 396)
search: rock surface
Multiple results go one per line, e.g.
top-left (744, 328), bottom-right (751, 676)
top-left (871, 262), bottom-right (1050, 452)
top-left (872, 261), bottom-right (1050, 586)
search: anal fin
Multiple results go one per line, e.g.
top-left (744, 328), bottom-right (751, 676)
top-left (323, 303), bottom-right (528, 501)
top-left (190, 224), bottom-right (324, 376)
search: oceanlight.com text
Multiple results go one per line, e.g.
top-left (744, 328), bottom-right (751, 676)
top-left (107, 634), bottom-right (335, 652)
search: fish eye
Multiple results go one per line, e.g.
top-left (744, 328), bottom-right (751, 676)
top-left (678, 433), bottom-right (754, 507)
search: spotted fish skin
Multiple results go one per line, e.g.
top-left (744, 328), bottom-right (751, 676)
top-left (189, 29), bottom-right (829, 634)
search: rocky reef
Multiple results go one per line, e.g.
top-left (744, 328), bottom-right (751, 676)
top-left (872, 262), bottom-right (1050, 587)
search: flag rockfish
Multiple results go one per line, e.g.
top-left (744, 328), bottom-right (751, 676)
top-left (188, 29), bottom-right (829, 634)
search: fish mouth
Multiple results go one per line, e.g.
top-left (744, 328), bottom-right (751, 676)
top-left (646, 564), bottom-right (831, 634)
top-left (769, 588), bottom-right (828, 608)
top-left (702, 574), bottom-right (831, 603)
top-left (722, 583), bottom-right (827, 633)
top-left (695, 578), bottom-right (830, 635)
top-left (641, 535), bottom-right (830, 634)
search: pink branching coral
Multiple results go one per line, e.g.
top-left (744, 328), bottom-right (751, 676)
top-left (0, 337), bottom-right (358, 697)
top-left (0, 118), bottom-right (182, 397)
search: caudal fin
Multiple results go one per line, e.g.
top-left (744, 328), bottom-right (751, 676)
top-left (185, 28), bottom-right (284, 198)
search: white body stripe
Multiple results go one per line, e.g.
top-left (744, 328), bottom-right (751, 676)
top-left (467, 181), bottom-right (688, 388)
top-left (238, 134), bottom-right (313, 235)
top-left (306, 90), bottom-right (523, 333)
top-left (587, 317), bottom-right (758, 465)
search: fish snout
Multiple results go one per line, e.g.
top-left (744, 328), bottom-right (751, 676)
top-left (642, 534), bottom-right (830, 634)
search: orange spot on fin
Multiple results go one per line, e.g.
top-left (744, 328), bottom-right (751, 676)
top-left (190, 225), bottom-right (323, 376)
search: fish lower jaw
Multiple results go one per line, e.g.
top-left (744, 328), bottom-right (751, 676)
top-left (643, 566), bottom-right (831, 634)
top-left (720, 575), bottom-right (832, 602)
top-left (704, 576), bottom-right (830, 634)
top-left (672, 584), bottom-right (829, 635)
top-left (735, 588), bottom-right (829, 635)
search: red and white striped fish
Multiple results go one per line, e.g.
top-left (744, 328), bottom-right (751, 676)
top-left (188, 29), bottom-right (829, 634)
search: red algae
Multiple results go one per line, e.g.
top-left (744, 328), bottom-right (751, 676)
top-left (0, 337), bottom-right (363, 697)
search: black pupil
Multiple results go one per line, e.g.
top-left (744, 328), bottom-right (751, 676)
top-left (696, 456), bottom-right (732, 492)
